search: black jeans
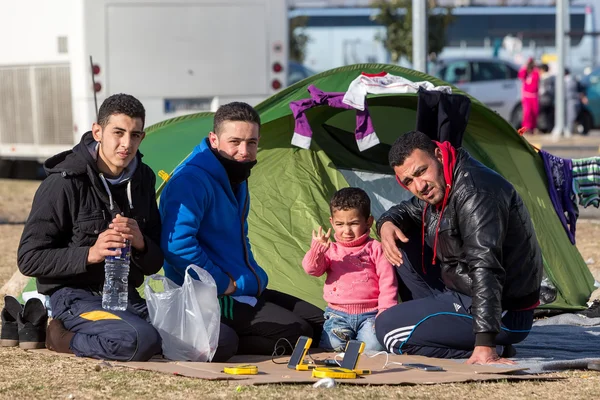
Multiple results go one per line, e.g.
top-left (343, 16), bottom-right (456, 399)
top-left (220, 289), bottom-right (324, 355)
top-left (213, 323), bottom-right (239, 362)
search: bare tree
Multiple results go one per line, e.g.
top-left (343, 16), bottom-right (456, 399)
top-left (371, 0), bottom-right (454, 63)
top-left (289, 16), bottom-right (311, 63)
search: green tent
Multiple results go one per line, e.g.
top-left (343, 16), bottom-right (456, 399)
top-left (140, 63), bottom-right (594, 311)
top-left (20, 64), bottom-right (595, 311)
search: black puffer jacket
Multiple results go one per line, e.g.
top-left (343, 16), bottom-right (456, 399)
top-left (18, 131), bottom-right (163, 295)
top-left (377, 149), bottom-right (543, 347)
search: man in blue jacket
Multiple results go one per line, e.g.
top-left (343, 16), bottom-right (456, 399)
top-left (160, 102), bottom-right (323, 355)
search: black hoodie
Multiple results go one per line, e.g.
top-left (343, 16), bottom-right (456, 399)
top-left (17, 131), bottom-right (164, 295)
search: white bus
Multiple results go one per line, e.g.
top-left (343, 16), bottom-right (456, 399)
top-left (292, 4), bottom-right (597, 75)
top-left (0, 0), bottom-right (288, 162)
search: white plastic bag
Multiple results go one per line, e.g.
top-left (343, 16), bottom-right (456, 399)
top-left (144, 265), bottom-right (220, 361)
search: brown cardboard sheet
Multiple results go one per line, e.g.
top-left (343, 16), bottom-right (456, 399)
top-left (107, 352), bottom-right (551, 386)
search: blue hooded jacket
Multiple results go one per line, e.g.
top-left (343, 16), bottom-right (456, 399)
top-left (159, 138), bottom-right (268, 296)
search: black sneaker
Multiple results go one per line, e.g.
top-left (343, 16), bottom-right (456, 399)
top-left (1, 295), bottom-right (23, 347)
top-left (577, 299), bottom-right (600, 319)
top-left (17, 298), bottom-right (48, 349)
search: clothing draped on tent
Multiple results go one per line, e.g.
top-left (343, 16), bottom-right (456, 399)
top-left (539, 150), bottom-right (578, 245)
top-left (289, 84), bottom-right (379, 151)
top-left (572, 157), bottom-right (600, 209)
top-left (538, 153), bottom-right (600, 244)
top-left (415, 87), bottom-right (471, 148)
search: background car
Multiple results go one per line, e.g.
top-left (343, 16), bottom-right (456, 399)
top-left (288, 61), bottom-right (317, 86)
top-left (432, 57), bottom-right (522, 128)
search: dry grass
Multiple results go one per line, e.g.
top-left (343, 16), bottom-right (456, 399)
top-left (1, 178), bottom-right (600, 399)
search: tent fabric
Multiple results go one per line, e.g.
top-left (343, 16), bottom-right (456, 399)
top-left (42, 63), bottom-right (588, 312)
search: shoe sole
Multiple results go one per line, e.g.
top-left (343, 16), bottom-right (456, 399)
top-left (19, 342), bottom-right (45, 350)
top-left (0, 339), bottom-right (18, 347)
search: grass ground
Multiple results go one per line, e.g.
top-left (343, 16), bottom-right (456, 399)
top-left (1, 179), bottom-right (599, 399)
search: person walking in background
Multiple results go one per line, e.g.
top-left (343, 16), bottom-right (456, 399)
top-left (518, 58), bottom-right (540, 134)
top-left (537, 63), bottom-right (555, 133)
top-left (564, 68), bottom-right (584, 136)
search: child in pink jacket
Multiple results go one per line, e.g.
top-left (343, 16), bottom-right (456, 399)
top-left (302, 187), bottom-right (398, 351)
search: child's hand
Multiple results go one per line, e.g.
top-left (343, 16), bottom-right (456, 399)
top-left (312, 226), bottom-right (332, 249)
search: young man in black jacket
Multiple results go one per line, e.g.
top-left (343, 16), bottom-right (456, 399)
top-left (375, 131), bottom-right (543, 365)
top-left (17, 94), bottom-right (164, 361)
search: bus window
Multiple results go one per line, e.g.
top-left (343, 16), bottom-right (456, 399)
top-left (445, 12), bottom-right (585, 48)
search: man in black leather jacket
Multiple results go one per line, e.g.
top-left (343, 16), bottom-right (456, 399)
top-left (375, 131), bottom-right (543, 365)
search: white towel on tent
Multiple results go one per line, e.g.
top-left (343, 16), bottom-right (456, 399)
top-left (342, 72), bottom-right (452, 111)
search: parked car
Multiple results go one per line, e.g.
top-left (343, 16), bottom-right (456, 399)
top-left (432, 57), bottom-right (522, 128)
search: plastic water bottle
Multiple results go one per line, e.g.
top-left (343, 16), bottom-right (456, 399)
top-left (102, 240), bottom-right (131, 311)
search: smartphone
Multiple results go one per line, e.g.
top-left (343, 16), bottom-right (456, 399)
top-left (322, 359), bottom-right (339, 367)
top-left (340, 340), bottom-right (366, 370)
top-left (287, 336), bottom-right (312, 369)
top-left (402, 363), bottom-right (445, 371)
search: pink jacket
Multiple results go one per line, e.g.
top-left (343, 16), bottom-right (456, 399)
top-left (302, 233), bottom-right (398, 316)
top-left (518, 67), bottom-right (540, 98)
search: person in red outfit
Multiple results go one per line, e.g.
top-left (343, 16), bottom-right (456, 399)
top-left (518, 58), bottom-right (541, 134)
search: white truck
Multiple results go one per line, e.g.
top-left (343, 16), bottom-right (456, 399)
top-left (0, 0), bottom-right (288, 162)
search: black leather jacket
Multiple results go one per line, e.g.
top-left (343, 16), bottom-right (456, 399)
top-left (377, 149), bottom-right (543, 347)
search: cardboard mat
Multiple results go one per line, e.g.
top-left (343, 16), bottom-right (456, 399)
top-left (30, 350), bottom-right (553, 386)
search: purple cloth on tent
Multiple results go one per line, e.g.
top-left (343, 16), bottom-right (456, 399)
top-left (288, 85), bottom-right (380, 151)
top-left (539, 150), bottom-right (578, 244)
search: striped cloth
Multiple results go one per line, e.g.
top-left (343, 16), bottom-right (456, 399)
top-left (572, 156), bottom-right (600, 208)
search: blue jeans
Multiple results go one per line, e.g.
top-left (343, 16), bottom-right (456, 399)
top-left (319, 307), bottom-right (383, 352)
top-left (49, 287), bottom-right (162, 361)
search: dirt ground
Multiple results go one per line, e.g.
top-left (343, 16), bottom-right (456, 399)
top-left (1, 178), bottom-right (600, 399)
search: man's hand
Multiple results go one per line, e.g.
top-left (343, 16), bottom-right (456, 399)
top-left (312, 226), bottom-right (331, 249)
top-left (379, 221), bottom-right (409, 266)
top-left (88, 229), bottom-right (127, 264)
top-left (466, 346), bottom-right (515, 365)
top-left (110, 214), bottom-right (145, 251)
top-left (224, 278), bottom-right (236, 295)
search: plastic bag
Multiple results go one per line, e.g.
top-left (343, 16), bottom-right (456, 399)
top-left (539, 273), bottom-right (558, 305)
top-left (144, 265), bottom-right (220, 361)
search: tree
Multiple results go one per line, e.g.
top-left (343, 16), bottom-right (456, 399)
top-left (289, 15), bottom-right (311, 63)
top-left (371, 0), bottom-right (454, 64)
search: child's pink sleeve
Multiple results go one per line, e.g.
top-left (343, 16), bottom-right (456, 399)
top-left (373, 242), bottom-right (398, 315)
top-left (302, 240), bottom-right (331, 277)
